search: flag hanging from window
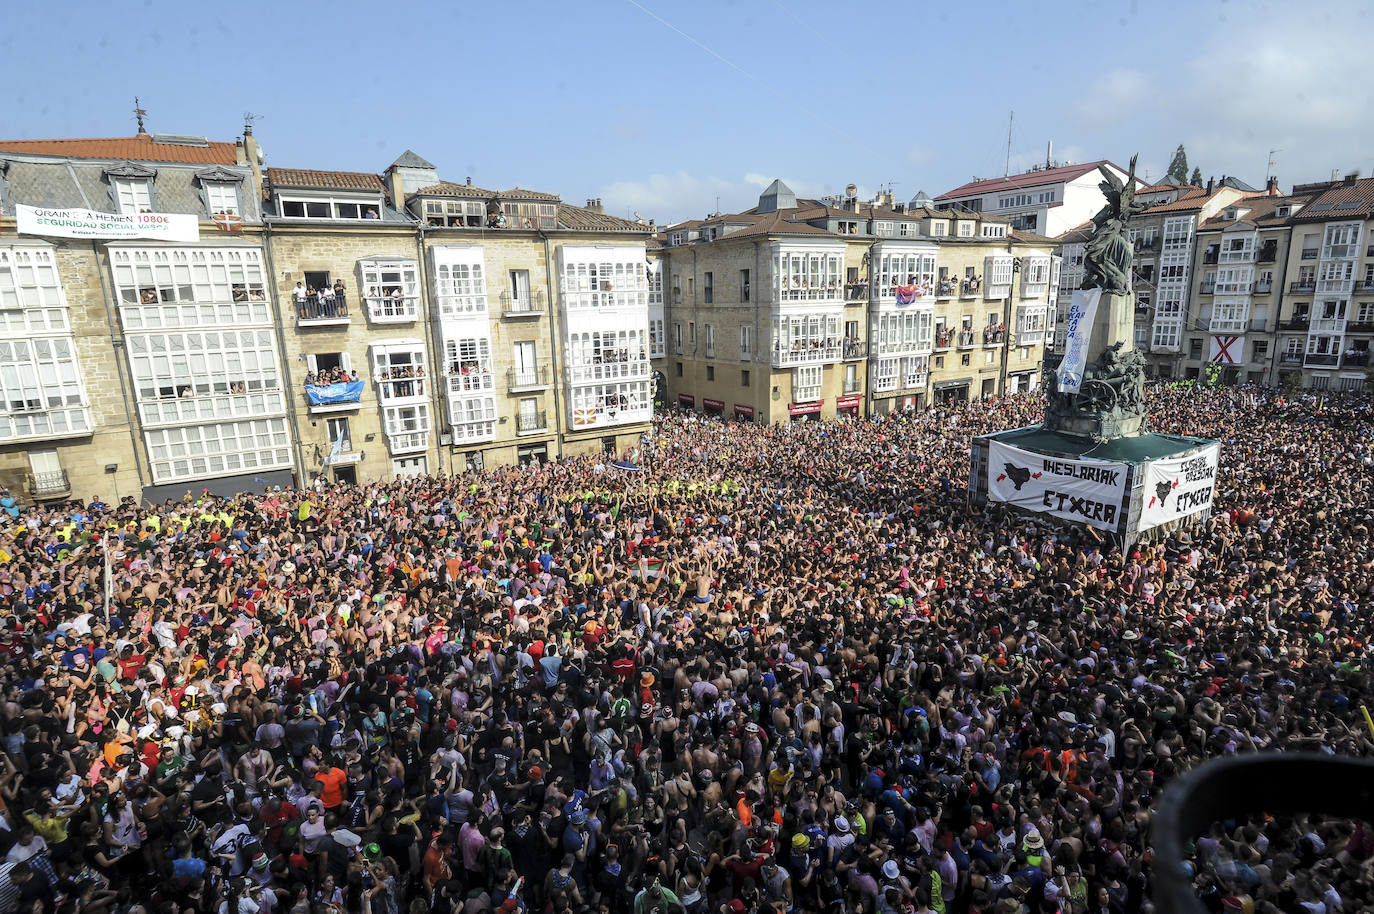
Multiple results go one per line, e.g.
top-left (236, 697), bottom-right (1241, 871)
top-left (895, 284), bottom-right (917, 305)
top-left (214, 213), bottom-right (243, 232)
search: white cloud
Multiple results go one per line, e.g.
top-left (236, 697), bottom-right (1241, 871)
top-left (1175, 37), bottom-right (1374, 184)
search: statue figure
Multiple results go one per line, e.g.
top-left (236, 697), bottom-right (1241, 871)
top-left (1081, 155), bottom-right (1146, 296)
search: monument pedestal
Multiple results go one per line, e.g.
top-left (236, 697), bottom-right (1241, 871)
top-left (967, 157), bottom-right (1221, 545)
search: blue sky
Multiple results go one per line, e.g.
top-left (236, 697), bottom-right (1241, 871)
top-left (6, 0), bottom-right (1373, 225)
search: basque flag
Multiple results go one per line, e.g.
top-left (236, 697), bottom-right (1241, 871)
top-left (895, 284), bottom-right (917, 305)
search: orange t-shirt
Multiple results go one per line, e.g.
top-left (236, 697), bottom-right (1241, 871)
top-left (315, 766), bottom-right (347, 808)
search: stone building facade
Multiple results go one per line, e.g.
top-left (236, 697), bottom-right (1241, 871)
top-left (0, 129), bottom-right (653, 503)
top-left (653, 182), bottom-right (1058, 420)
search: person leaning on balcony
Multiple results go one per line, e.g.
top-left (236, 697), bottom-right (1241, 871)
top-left (294, 282), bottom-right (308, 317)
top-left (333, 279), bottom-right (346, 308)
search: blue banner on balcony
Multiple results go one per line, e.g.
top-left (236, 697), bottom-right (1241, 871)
top-left (306, 381), bottom-right (364, 405)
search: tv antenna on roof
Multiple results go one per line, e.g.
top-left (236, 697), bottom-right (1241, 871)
top-left (1266, 147), bottom-right (1282, 180)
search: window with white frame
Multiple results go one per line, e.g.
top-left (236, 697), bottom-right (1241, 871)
top-left (422, 199), bottom-right (484, 227)
top-left (1015, 306), bottom-right (1048, 344)
top-left (772, 313), bottom-right (842, 359)
top-left (1209, 298), bottom-right (1249, 332)
top-left (1219, 235), bottom-right (1255, 263)
top-left (561, 258), bottom-right (649, 310)
top-left (739, 325), bottom-right (752, 359)
top-left (1323, 223), bottom-right (1361, 259)
top-left (113, 178), bottom-right (153, 215)
top-left (144, 417), bottom-right (291, 484)
top-left (1151, 321), bottom-right (1182, 349)
top-left (566, 329), bottom-right (648, 382)
top-left (360, 260), bottom-right (420, 320)
top-left (872, 358), bottom-right (898, 392)
top-left (205, 183), bottom-right (240, 218)
top-left (111, 247), bottom-right (268, 320)
top-left (1022, 256), bottom-right (1050, 294)
top-left (986, 256), bottom-right (1014, 296)
top-left (1163, 216), bottom-right (1194, 249)
top-left (958, 222), bottom-right (974, 237)
top-left (873, 311), bottom-right (932, 354)
top-left (444, 337), bottom-right (493, 388)
top-left (1317, 260), bottom-right (1354, 293)
top-left (901, 355), bottom-right (928, 388)
top-left (793, 365), bottom-right (822, 403)
top-left (649, 318), bottom-right (665, 358)
top-left (435, 255), bottom-right (487, 317)
top-left (930, 222), bottom-right (948, 237)
top-left (1215, 267), bottom-right (1254, 294)
top-left (569, 381), bottom-right (650, 425)
top-left (127, 329), bottom-right (280, 401)
top-left (448, 394), bottom-right (497, 439)
top-left (0, 338), bottom-right (84, 414)
top-left (382, 404), bottom-right (431, 452)
top-left (673, 323), bottom-right (683, 354)
top-left (0, 247), bottom-right (69, 333)
top-left (874, 222), bottom-right (895, 237)
top-left (1357, 301), bottom-right (1374, 324)
top-left (982, 224), bottom-right (1006, 238)
top-left (370, 344), bottom-right (427, 401)
top-left (874, 251), bottom-right (936, 297)
top-left (279, 196), bottom-right (383, 220)
top-left (774, 249), bottom-right (844, 301)
top-left (1155, 295), bottom-right (1184, 318)
top-left (647, 263), bottom-right (663, 304)
top-left (704, 324), bottom-right (715, 358)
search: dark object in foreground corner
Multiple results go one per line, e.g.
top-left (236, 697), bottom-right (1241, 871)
top-left (1154, 753), bottom-right (1374, 914)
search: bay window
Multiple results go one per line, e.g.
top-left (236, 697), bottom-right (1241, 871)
top-left (361, 259), bottom-right (420, 321)
top-left (435, 255), bottom-right (487, 317)
top-left (774, 250), bottom-right (843, 302)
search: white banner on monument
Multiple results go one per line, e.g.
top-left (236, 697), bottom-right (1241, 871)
top-left (1057, 288), bottom-right (1101, 393)
top-left (16, 204), bottom-right (201, 242)
top-left (987, 439), bottom-right (1128, 531)
top-left (1137, 443), bottom-right (1220, 533)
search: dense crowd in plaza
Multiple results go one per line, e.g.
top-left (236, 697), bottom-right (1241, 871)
top-left (0, 383), bottom-right (1371, 914)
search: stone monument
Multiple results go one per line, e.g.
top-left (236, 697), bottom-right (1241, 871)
top-left (967, 155), bottom-right (1222, 545)
top-left (1044, 156), bottom-right (1149, 439)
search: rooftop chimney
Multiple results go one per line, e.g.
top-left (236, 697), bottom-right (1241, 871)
top-left (1345, 171), bottom-right (1360, 186)
top-left (1206, 177), bottom-right (1215, 194)
top-left (466, 176), bottom-right (472, 186)
top-left (1266, 176), bottom-right (1279, 196)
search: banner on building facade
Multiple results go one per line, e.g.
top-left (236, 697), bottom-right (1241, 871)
top-left (1057, 288), bottom-right (1101, 393)
top-left (1137, 443), bottom-right (1220, 533)
top-left (16, 204), bottom-right (201, 242)
top-left (1210, 336), bottom-right (1241, 364)
top-left (987, 439), bottom-right (1128, 532)
top-left (305, 381), bottom-right (364, 406)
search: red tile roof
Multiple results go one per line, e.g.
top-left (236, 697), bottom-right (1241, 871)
top-left (1136, 187), bottom-right (1216, 215)
top-left (266, 168), bottom-right (385, 191)
top-left (1197, 194), bottom-right (1313, 230)
top-left (0, 134), bottom-right (238, 165)
top-left (1291, 177), bottom-right (1374, 222)
top-left (934, 161), bottom-right (1123, 200)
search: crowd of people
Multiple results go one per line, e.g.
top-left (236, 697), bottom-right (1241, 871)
top-left (304, 368), bottom-right (361, 388)
top-left (0, 384), bottom-right (1371, 914)
top-left (293, 282), bottom-right (349, 321)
